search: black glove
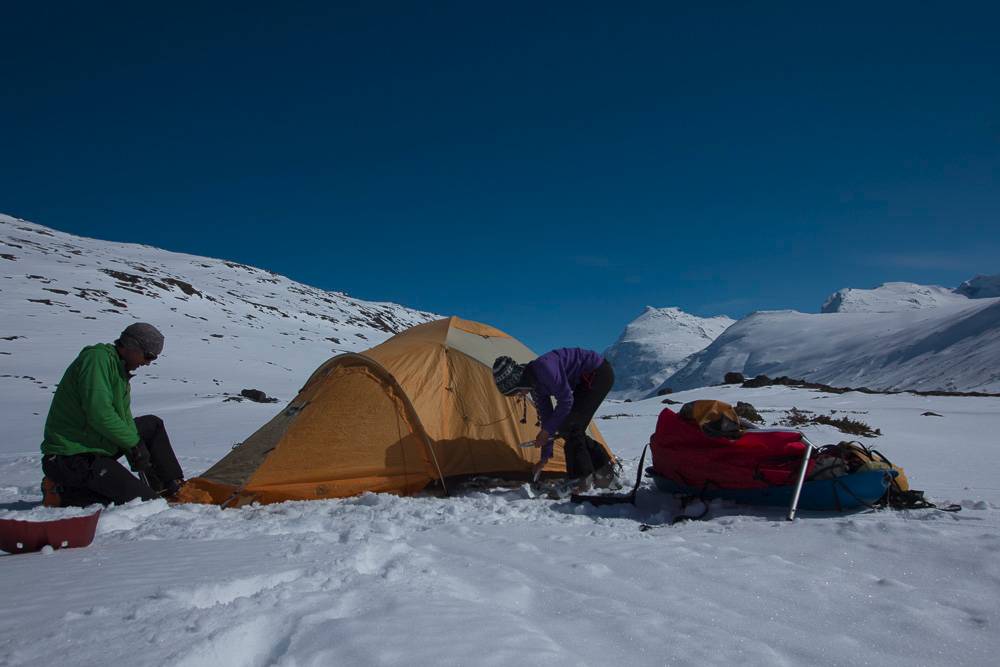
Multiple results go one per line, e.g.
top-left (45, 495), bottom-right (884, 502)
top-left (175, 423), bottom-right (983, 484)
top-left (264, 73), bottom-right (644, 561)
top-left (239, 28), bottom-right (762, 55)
top-left (126, 440), bottom-right (152, 472)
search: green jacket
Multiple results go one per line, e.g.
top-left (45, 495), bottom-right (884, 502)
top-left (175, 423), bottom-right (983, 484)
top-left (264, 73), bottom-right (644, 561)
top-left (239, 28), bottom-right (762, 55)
top-left (41, 343), bottom-right (141, 457)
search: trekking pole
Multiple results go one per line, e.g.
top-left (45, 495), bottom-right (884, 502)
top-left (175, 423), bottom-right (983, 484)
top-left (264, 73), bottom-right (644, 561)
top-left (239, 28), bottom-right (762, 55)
top-left (787, 434), bottom-right (815, 521)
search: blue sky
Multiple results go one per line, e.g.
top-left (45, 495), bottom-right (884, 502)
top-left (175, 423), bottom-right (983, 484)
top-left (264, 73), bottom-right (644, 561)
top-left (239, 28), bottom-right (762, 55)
top-left (2, 1), bottom-right (998, 353)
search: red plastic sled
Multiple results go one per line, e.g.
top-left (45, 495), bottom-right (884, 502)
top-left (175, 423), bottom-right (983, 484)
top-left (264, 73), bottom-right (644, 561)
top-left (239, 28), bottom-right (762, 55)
top-left (0, 510), bottom-right (101, 554)
top-left (651, 408), bottom-right (814, 489)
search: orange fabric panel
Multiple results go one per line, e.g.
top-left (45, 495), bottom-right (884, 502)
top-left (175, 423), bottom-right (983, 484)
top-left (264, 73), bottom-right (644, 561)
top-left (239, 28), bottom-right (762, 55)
top-left (435, 348), bottom-right (542, 475)
top-left (363, 341), bottom-right (612, 477)
top-left (246, 365), bottom-right (433, 494)
top-left (175, 478), bottom-right (238, 505)
top-left (585, 421), bottom-right (611, 455)
top-left (365, 342), bottom-right (449, 440)
top-left (370, 343), bottom-right (549, 476)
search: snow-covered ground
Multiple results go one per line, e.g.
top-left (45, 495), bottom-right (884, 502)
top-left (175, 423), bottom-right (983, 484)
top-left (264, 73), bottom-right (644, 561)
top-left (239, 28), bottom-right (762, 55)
top-left (2, 384), bottom-right (998, 666)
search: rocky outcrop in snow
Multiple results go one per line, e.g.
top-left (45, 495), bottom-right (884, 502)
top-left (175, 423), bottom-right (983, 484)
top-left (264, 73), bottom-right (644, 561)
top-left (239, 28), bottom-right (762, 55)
top-left (956, 274), bottom-right (1000, 299)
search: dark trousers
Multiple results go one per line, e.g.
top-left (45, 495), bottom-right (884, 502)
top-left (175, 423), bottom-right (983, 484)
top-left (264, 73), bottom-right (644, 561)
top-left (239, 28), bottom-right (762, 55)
top-left (558, 360), bottom-right (615, 479)
top-left (42, 415), bottom-right (183, 506)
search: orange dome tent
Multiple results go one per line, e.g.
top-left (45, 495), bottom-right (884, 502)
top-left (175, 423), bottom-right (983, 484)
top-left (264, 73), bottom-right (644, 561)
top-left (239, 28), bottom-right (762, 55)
top-left (179, 317), bottom-right (613, 506)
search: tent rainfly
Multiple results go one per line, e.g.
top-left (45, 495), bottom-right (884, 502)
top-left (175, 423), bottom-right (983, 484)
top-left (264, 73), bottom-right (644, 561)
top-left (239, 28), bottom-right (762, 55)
top-left (178, 317), bottom-right (613, 506)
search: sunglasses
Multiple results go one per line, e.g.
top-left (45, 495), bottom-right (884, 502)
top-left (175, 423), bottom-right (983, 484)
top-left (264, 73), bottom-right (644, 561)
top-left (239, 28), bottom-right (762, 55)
top-left (143, 352), bottom-right (158, 362)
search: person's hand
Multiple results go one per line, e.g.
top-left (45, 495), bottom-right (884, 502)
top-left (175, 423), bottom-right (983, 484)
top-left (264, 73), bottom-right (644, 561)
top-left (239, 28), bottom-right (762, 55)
top-left (533, 430), bottom-right (550, 449)
top-left (126, 440), bottom-right (151, 472)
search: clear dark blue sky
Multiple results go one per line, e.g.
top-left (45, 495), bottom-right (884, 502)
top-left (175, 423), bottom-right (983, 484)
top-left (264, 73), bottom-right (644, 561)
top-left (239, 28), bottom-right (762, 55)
top-left (2, 1), bottom-right (998, 353)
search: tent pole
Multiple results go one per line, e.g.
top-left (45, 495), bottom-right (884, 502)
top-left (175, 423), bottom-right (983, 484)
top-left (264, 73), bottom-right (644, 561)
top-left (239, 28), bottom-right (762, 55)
top-left (787, 435), bottom-right (815, 521)
top-left (425, 436), bottom-right (448, 497)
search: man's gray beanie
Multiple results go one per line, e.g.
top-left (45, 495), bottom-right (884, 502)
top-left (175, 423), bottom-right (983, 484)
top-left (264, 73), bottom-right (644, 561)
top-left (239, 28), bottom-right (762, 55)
top-left (118, 322), bottom-right (165, 357)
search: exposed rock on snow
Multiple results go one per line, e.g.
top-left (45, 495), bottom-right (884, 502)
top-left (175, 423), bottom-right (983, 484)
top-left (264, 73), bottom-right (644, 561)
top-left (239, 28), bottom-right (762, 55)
top-left (239, 389), bottom-right (278, 403)
top-left (956, 274), bottom-right (1000, 299)
top-left (724, 371), bottom-right (745, 384)
top-left (604, 306), bottom-right (734, 400)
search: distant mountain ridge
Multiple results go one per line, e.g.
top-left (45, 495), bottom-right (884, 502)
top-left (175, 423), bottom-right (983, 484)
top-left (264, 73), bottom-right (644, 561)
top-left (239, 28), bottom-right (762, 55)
top-left (657, 279), bottom-right (1000, 394)
top-left (603, 306), bottom-right (734, 400)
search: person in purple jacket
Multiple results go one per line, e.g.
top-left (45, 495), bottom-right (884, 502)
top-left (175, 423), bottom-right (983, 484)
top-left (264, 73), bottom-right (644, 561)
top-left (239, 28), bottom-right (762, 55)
top-left (492, 348), bottom-right (616, 489)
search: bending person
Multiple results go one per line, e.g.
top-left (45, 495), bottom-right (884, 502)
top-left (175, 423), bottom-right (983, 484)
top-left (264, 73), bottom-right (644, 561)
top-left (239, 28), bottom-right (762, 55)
top-left (492, 348), bottom-right (615, 490)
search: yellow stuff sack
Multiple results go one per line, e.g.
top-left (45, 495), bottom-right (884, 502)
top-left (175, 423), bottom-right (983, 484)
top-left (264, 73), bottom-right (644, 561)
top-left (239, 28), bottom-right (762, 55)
top-left (835, 441), bottom-right (909, 492)
top-left (678, 400), bottom-right (744, 439)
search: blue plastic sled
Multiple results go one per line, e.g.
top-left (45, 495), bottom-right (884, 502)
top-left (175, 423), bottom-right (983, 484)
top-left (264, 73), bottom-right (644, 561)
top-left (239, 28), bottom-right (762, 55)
top-left (647, 467), bottom-right (893, 511)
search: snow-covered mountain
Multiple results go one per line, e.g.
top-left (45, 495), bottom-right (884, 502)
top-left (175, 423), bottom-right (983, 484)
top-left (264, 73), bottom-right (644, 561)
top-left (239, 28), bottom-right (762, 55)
top-left (820, 281), bottom-right (967, 313)
top-left (660, 292), bottom-right (1000, 393)
top-left (0, 213), bottom-right (438, 453)
top-left (603, 306), bottom-right (734, 400)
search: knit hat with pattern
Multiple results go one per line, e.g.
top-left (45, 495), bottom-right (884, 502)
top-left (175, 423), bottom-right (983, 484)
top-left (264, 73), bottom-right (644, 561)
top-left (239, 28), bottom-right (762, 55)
top-left (492, 355), bottom-right (527, 395)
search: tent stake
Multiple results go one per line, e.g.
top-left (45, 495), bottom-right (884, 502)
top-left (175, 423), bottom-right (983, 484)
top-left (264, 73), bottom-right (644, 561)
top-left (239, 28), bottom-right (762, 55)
top-left (787, 435), bottom-right (815, 521)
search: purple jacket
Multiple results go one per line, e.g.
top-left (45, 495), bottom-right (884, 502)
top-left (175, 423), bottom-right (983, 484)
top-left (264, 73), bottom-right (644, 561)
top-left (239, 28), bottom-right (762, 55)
top-left (527, 348), bottom-right (604, 457)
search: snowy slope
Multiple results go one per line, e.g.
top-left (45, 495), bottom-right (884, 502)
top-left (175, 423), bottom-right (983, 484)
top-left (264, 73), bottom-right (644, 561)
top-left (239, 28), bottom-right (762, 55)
top-left (0, 213), bottom-right (438, 467)
top-left (603, 307), bottom-right (733, 400)
top-left (821, 281), bottom-right (968, 313)
top-left (660, 297), bottom-right (1000, 393)
top-left (1, 385), bottom-right (998, 666)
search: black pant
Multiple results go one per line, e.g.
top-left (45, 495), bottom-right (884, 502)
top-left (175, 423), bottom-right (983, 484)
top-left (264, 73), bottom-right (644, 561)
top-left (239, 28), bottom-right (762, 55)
top-left (42, 415), bottom-right (183, 506)
top-left (558, 360), bottom-right (615, 479)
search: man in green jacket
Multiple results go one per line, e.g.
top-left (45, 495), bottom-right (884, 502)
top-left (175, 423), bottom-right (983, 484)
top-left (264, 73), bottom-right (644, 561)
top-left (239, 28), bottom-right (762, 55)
top-left (40, 322), bottom-right (185, 506)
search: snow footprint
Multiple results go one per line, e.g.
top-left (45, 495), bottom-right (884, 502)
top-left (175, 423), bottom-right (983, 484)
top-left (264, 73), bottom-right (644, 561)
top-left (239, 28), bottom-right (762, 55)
top-left (171, 614), bottom-right (295, 667)
top-left (571, 561), bottom-right (612, 578)
top-left (63, 605), bottom-right (112, 622)
top-left (352, 541), bottom-right (413, 578)
top-left (513, 541), bottom-right (541, 554)
top-left (167, 570), bottom-right (303, 609)
top-left (869, 575), bottom-right (916, 591)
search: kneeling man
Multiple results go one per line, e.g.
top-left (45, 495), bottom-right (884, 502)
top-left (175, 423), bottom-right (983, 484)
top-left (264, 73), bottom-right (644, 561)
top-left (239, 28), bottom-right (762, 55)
top-left (40, 323), bottom-right (184, 506)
